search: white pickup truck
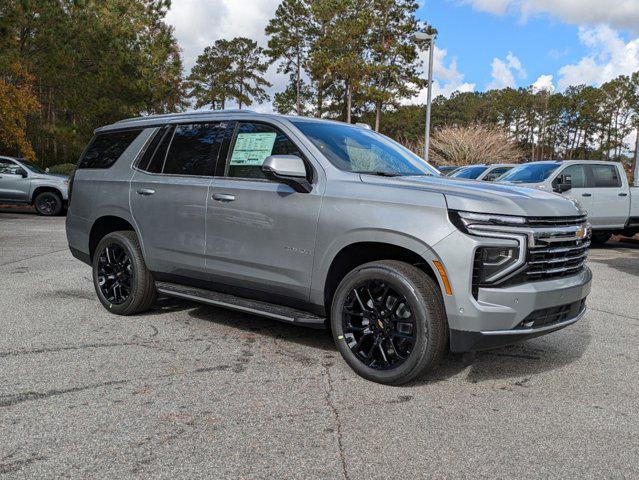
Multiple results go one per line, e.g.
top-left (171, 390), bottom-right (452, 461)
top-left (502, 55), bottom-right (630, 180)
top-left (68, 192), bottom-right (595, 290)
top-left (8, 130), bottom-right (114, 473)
top-left (498, 160), bottom-right (639, 244)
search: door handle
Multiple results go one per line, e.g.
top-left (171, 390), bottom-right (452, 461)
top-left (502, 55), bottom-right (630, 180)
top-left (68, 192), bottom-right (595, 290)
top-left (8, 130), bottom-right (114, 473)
top-left (618, 193), bottom-right (628, 197)
top-left (136, 188), bottom-right (155, 196)
top-left (212, 193), bottom-right (235, 202)
top-left (582, 193), bottom-right (592, 197)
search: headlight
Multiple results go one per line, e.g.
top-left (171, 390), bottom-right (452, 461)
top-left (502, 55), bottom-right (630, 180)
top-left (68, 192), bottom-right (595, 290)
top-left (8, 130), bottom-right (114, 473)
top-left (474, 246), bottom-right (521, 284)
top-left (449, 210), bottom-right (526, 233)
top-left (449, 210), bottom-right (527, 289)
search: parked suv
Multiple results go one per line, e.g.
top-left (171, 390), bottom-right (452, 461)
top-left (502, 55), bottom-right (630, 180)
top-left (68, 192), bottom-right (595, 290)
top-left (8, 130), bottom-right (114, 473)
top-left (499, 160), bottom-right (639, 244)
top-left (0, 156), bottom-right (69, 215)
top-left (67, 111), bottom-right (592, 384)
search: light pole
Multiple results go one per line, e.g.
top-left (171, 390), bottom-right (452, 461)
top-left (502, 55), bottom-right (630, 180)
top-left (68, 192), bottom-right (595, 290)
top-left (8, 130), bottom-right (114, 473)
top-left (413, 30), bottom-right (436, 162)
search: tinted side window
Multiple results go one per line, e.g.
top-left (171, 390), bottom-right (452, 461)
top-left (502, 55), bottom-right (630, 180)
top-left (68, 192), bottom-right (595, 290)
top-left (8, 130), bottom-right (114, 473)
top-left (137, 126), bottom-right (170, 172)
top-left (226, 122), bottom-right (304, 180)
top-left (163, 123), bottom-right (224, 176)
top-left (591, 164), bottom-right (621, 188)
top-left (78, 130), bottom-right (142, 169)
top-left (0, 159), bottom-right (18, 174)
top-left (559, 165), bottom-right (590, 188)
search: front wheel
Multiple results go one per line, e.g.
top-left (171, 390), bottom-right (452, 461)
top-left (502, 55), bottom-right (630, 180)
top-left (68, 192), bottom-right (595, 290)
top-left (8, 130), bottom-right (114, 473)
top-left (330, 260), bottom-right (448, 385)
top-left (92, 230), bottom-right (157, 315)
top-left (34, 191), bottom-right (62, 216)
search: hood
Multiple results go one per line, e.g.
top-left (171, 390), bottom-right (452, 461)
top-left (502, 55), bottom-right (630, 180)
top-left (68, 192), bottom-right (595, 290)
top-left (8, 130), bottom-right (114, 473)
top-left (31, 173), bottom-right (69, 182)
top-left (360, 174), bottom-right (585, 218)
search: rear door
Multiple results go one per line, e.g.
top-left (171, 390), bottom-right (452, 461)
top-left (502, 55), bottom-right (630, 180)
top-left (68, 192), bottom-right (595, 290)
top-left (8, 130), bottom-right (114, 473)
top-left (0, 159), bottom-right (29, 202)
top-left (588, 163), bottom-right (630, 228)
top-left (130, 122), bottom-right (225, 278)
top-left (551, 164), bottom-right (593, 215)
top-left (204, 121), bottom-right (322, 304)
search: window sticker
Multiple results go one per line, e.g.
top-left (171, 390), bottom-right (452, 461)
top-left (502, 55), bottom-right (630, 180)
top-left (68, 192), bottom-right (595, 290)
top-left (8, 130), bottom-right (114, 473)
top-left (229, 132), bottom-right (277, 166)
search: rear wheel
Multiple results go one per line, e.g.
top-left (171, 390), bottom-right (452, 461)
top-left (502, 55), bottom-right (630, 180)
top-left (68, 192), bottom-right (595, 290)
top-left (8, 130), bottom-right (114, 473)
top-left (330, 260), bottom-right (448, 385)
top-left (34, 191), bottom-right (62, 216)
top-left (591, 232), bottom-right (612, 245)
top-left (92, 231), bottom-right (156, 315)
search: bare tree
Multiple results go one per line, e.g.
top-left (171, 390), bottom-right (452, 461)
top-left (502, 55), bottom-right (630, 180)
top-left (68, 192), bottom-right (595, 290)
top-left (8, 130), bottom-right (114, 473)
top-left (401, 124), bottom-right (524, 166)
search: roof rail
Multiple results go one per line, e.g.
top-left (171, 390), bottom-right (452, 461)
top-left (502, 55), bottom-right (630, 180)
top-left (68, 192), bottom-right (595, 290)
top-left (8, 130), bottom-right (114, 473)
top-left (115, 109), bottom-right (257, 124)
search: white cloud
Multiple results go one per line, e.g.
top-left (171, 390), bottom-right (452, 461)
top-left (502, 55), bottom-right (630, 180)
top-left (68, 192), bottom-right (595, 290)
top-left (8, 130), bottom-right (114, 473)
top-left (407, 46), bottom-right (476, 103)
top-left (558, 25), bottom-right (639, 90)
top-left (487, 52), bottom-right (526, 89)
top-left (462, 0), bottom-right (639, 33)
top-left (531, 74), bottom-right (555, 93)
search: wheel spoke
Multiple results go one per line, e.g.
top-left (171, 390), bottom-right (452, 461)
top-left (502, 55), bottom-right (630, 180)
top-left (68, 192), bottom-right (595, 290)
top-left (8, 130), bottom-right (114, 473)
top-left (341, 278), bottom-right (417, 371)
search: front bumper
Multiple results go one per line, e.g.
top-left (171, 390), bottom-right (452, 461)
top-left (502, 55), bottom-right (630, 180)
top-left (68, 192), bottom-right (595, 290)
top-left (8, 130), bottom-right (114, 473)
top-left (431, 229), bottom-right (592, 352)
top-left (450, 301), bottom-right (587, 352)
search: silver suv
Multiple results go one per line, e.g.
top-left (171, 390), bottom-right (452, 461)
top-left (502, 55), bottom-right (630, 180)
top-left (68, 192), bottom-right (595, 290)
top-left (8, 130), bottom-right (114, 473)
top-left (0, 156), bottom-right (69, 215)
top-left (66, 111), bottom-right (592, 384)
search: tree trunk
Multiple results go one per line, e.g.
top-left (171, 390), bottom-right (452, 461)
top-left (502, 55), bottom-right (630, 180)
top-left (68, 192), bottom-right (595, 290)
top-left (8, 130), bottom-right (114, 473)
top-left (296, 48), bottom-right (301, 116)
top-left (346, 82), bottom-right (352, 124)
top-left (633, 126), bottom-right (639, 187)
top-left (375, 102), bottom-right (381, 132)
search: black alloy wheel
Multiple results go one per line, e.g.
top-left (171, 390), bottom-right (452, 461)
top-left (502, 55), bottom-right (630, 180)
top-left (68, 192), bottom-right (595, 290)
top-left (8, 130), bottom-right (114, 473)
top-left (331, 260), bottom-right (448, 385)
top-left (34, 192), bottom-right (62, 216)
top-left (97, 243), bottom-right (133, 305)
top-left (342, 279), bottom-right (416, 370)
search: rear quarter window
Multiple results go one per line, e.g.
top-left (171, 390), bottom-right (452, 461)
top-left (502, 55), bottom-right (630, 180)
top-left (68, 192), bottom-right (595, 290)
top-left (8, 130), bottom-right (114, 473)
top-left (78, 129), bottom-right (142, 169)
top-left (591, 164), bottom-right (622, 188)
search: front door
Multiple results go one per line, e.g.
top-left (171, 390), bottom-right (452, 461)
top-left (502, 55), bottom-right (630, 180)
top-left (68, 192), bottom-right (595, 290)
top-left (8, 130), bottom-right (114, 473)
top-left (0, 159), bottom-right (29, 203)
top-left (205, 121), bottom-right (322, 304)
top-left (130, 122), bottom-right (225, 278)
top-left (552, 164), bottom-right (593, 217)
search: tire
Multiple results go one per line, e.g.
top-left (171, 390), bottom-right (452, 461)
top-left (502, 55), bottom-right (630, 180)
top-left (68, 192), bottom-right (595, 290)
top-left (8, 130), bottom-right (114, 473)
top-left (330, 260), bottom-right (448, 385)
top-left (92, 230), bottom-right (157, 315)
top-left (591, 232), bottom-right (611, 245)
top-left (34, 191), bottom-right (62, 216)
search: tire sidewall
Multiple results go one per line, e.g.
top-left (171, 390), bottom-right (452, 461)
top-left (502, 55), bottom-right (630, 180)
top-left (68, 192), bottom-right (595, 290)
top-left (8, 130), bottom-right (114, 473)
top-left (35, 192), bottom-right (62, 216)
top-left (330, 264), bottom-right (433, 385)
top-left (92, 233), bottom-right (142, 315)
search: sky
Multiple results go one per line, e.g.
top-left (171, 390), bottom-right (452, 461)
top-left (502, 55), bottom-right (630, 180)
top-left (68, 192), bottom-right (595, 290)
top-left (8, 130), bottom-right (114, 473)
top-left (165, 0), bottom-right (639, 112)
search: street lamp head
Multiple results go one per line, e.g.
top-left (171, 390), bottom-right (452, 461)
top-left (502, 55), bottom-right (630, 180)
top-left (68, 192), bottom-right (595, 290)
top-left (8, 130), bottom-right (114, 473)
top-left (413, 31), bottom-right (435, 42)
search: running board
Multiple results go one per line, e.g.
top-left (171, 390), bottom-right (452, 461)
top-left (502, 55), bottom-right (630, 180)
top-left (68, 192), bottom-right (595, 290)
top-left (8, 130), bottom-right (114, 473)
top-left (156, 282), bottom-right (326, 328)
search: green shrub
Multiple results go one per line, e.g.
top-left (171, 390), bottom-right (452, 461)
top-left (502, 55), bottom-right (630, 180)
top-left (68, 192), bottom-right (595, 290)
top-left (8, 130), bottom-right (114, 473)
top-left (48, 163), bottom-right (76, 175)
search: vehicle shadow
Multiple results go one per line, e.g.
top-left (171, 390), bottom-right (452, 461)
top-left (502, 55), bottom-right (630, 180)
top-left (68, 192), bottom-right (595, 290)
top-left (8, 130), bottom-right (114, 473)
top-left (183, 297), bottom-right (591, 384)
top-left (418, 323), bottom-right (591, 386)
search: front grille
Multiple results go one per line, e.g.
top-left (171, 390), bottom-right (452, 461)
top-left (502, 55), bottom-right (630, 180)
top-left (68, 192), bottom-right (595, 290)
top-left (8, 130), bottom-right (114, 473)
top-left (517, 299), bottom-right (586, 329)
top-left (472, 216), bottom-right (590, 292)
top-left (525, 215), bottom-right (587, 227)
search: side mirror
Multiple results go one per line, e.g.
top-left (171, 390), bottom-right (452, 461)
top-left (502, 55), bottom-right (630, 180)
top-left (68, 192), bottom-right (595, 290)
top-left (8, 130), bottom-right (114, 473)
top-left (554, 174), bottom-right (572, 193)
top-left (261, 155), bottom-right (312, 193)
top-left (45, 167), bottom-right (50, 173)
top-left (19, 168), bottom-right (28, 178)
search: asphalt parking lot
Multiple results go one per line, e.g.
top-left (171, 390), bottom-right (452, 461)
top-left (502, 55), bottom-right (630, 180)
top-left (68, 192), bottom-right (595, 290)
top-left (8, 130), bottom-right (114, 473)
top-left (1, 210), bottom-right (638, 479)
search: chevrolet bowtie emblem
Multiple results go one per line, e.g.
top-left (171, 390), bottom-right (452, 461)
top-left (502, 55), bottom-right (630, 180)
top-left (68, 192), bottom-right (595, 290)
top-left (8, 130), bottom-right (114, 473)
top-left (576, 226), bottom-right (587, 239)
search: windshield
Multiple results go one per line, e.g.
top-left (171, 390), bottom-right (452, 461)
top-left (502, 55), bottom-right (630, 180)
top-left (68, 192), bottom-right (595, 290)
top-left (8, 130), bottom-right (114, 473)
top-left (499, 163), bottom-right (560, 183)
top-left (18, 159), bottom-right (47, 174)
top-left (451, 165), bottom-right (488, 179)
top-left (291, 120), bottom-right (439, 176)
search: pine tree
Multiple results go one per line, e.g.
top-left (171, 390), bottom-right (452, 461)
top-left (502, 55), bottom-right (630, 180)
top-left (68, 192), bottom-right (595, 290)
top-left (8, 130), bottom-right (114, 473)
top-left (189, 37), bottom-right (271, 110)
top-left (265, 0), bottom-right (312, 115)
top-left (367, 0), bottom-right (426, 131)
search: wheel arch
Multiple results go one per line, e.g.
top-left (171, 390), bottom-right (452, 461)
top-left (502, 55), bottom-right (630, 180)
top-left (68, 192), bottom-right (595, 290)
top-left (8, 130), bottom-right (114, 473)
top-left (89, 215), bottom-right (137, 262)
top-left (31, 186), bottom-right (64, 204)
top-left (320, 240), bottom-right (441, 319)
